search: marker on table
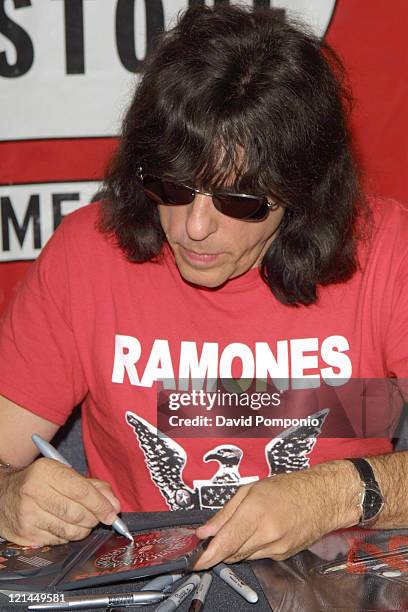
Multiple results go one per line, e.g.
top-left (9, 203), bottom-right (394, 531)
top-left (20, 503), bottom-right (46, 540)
top-left (27, 590), bottom-right (166, 610)
top-left (213, 563), bottom-right (258, 604)
top-left (31, 434), bottom-right (133, 543)
top-left (153, 574), bottom-right (201, 612)
top-left (188, 572), bottom-right (213, 612)
top-left (141, 573), bottom-right (183, 592)
top-left (322, 562), bottom-right (347, 574)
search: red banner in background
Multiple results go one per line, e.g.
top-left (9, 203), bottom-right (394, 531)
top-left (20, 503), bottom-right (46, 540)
top-left (326, 0), bottom-right (408, 203)
top-left (0, 138), bottom-right (118, 310)
top-left (1, 0), bottom-right (407, 314)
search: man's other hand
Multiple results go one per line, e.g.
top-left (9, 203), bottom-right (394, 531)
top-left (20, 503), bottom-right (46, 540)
top-left (194, 461), bottom-right (361, 568)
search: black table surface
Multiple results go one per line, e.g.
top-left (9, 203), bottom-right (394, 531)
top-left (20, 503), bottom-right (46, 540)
top-left (4, 512), bottom-right (408, 611)
top-left (0, 511), bottom-right (272, 612)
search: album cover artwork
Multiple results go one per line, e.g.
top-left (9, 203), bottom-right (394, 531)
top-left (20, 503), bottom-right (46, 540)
top-left (0, 521), bottom-right (207, 591)
top-left (0, 540), bottom-right (71, 577)
top-left (60, 526), bottom-right (204, 589)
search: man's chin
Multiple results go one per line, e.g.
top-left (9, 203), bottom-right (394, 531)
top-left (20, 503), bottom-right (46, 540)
top-left (176, 262), bottom-right (229, 289)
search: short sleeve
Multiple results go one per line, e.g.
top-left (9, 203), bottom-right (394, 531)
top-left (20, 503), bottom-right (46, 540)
top-left (0, 221), bottom-right (88, 425)
top-left (384, 250), bottom-right (408, 400)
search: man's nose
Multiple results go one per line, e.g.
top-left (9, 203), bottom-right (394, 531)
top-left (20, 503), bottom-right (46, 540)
top-left (185, 192), bottom-right (218, 241)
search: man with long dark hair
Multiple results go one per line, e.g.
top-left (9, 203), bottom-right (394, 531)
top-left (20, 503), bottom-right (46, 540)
top-left (0, 5), bottom-right (407, 567)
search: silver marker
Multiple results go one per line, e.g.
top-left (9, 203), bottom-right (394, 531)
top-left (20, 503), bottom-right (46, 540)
top-left (322, 562), bottom-right (347, 574)
top-left (141, 573), bottom-right (183, 592)
top-left (323, 560), bottom-right (393, 574)
top-left (28, 591), bottom-right (165, 610)
top-left (213, 563), bottom-right (258, 604)
top-left (154, 574), bottom-right (201, 612)
top-left (31, 434), bottom-right (133, 542)
top-left (188, 572), bottom-right (213, 612)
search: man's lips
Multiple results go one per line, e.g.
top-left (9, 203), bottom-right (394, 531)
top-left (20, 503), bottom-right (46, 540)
top-left (179, 246), bottom-right (222, 265)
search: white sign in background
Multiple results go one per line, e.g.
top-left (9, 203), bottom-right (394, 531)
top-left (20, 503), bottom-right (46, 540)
top-left (1, 0), bottom-right (337, 140)
top-left (0, 182), bottom-right (100, 261)
top-left (0, 0), bottom-right (336, 261)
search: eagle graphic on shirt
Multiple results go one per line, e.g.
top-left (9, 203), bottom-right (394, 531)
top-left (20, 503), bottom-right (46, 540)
top-left (125, 409), bottom-right (328, 511)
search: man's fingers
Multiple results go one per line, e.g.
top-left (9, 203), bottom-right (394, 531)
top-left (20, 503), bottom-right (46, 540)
top-left (6, 526), bottom-right (68, 547)
top-left (221, 533), bottom-right (267, 564)
top-left (10, 500), bottom-right (91, 546)
top-left (34, 491), bottom-right (100, 529)
top-left (89, 479), bottom-right (121, 514)
top-left (30, 498), bottom-right (92, 543)
top-left (222, 536), bottom-right (286, 563)
top-left (195, 504), bottom-right (257, 569)
top-left (246, 546), bottom-right (286, 562)
top-left (196, 485), bottom-right (251, 539)
top-left (28, 527), bottom-right (68, 547)
top-left (47, 467), bottom-right (119, 524)
top-left (202, 527), bottom-right (289, 565)
top-left (33, 509), bottom-right (92, 543)
top-left (245, 540), bottom-right (304, 562)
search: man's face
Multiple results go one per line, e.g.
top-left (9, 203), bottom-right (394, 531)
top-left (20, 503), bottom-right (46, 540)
top-left (158, 193), bottom-right (284, 288)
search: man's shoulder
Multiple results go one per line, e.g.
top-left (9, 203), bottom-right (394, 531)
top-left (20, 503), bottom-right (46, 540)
top-left (60, 201), bottom-right (101, 237)
top-left (365, 197), bottom-right (408, 254)
top-left (57, 201), bottom-right (121, 256)
top-left (370, 196), bottom-right (408, 230)
top-left (57, 201), bottom-right (172, 278)
top-left (359, 196), bottom-right (408, 281)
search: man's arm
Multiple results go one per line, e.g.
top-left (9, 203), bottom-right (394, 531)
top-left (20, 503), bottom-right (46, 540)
top-left (194, 451), bottom-right (408, 569)
top-left (367, 451), bottom-right (408, 528)
top-left (0, 395), bottom-right (59, 466)
top-left (0, 394), bottom-right (120, 545)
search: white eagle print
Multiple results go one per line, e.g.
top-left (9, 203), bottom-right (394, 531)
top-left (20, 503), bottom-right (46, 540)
top-left (125, 409), bottom-right (329, 511)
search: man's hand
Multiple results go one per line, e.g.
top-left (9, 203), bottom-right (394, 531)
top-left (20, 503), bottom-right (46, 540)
top-left (0, 458), bottom-right (121, 546)
top-left (194, 461), bottom-right (361, 569)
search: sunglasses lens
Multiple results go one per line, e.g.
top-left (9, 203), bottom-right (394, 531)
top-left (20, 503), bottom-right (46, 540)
top-left (141, 174), bottom-right (270, 220)
top-left (142, 177), bottom-right (165, 203)
top-left (214, 195), bottom-right (269, 220)
top-left (143, 177), bottom-right (194, 205)
top-left (161, 181), bottom-right (195, 204)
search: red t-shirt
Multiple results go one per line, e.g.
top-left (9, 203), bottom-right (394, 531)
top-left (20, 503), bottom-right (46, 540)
top-left (0, 199), bottom-right (407, 512)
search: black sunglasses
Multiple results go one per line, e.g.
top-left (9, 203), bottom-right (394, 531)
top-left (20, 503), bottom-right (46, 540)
top-left (138, 169), bottom-right (277, 221)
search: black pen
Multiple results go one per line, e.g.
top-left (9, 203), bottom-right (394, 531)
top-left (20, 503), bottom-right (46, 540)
top-left (32, 434), bottom-right (133, 542)
top-left (188, 572), bottom-right (212, 611)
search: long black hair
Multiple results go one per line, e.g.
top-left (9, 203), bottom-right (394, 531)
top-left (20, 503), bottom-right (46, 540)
top-left (101, 4), bottom-right (366, 305)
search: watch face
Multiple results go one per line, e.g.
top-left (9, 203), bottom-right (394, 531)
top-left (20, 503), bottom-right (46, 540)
top-left (364, 486), bottom-right (384, 521)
